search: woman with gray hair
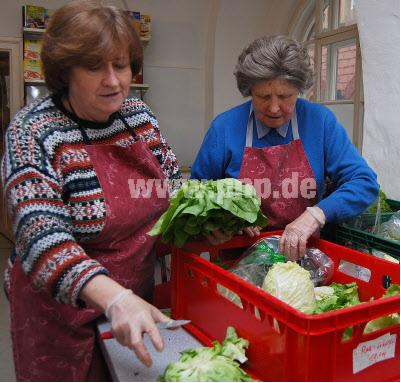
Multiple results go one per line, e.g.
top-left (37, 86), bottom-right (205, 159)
top-left (191, 35), bottom-right (378, 260)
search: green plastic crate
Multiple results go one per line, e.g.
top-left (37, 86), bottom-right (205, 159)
top-left (335, 225), bottom-right (399, 260)
top-left (387, 198), bottom-right (400, 211)
top-left (345, 198), bottom-right (399, 231)
top-left (321, 199), bottom-right (400, 260)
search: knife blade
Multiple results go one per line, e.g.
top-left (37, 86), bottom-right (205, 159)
top-left (157, 319), bottom-right (191, 329)
top-left (99, 319), bottom-right (191, 340)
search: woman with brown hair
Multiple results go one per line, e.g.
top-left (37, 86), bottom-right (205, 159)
top-left (1, 1), bottom-right (181, 380)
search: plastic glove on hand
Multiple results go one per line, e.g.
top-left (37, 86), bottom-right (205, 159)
top-left (279, 208), bottom-right (324, 261)
top-left (107, 292), bottom-right (170, 367)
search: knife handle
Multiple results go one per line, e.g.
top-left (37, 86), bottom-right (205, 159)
top-left (100, 331), bottom-right (114, 340)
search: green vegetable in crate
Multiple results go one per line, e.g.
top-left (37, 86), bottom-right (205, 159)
top-left (158, 327), bottom-right (256, 382)
top-left (313, 283), bottom-right (399, 340)
top-left (262, 262), bottom-right (316, 313)
top-left (364, 284), bottom-right (400, 334)
top-left (367, 189), bottom-right (392, 213)
top-left (149, 179), bottom-right (268, 247)
top-left (312, 282), bottom-right (360, 314)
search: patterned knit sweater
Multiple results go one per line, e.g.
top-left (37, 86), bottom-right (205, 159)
top-left (1, 95), bottom-right (181, 306)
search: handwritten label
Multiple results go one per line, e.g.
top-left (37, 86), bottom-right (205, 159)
top-left (353, 333), bottom-right (397, 374)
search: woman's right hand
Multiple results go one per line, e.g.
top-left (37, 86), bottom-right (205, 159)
top-left (79, 275), bottom-right (170, 367)
top-left (106, 292), bottom-right (170, 367)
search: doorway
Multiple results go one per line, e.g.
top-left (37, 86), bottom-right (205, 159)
top-left (0, 37), bottom-right (23, 242)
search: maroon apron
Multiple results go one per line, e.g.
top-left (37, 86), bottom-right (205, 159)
top-left (239, 108), bottom-right (317, 229)
top-left (9, 117), bottom-right (169, 381)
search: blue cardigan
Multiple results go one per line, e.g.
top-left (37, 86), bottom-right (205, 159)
top-left (191, 98), bottom-right (379, 223)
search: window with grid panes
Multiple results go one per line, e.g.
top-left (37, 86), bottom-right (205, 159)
top-left (292, 0), bottom-right (363, 151)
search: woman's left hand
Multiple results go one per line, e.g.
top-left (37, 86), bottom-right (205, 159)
top-left (279, 209), bottom-right (323, 261)
top-left (204, 229), bottom-right (233, 246)
top-left (238, 226), bottom-right (261, 237)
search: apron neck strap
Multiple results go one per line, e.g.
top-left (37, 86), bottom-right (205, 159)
top-left (246, 103), bottom-right (299, 147)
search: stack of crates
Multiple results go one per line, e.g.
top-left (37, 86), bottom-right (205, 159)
top-left (171, 232), bottom-right (400, 381)
top-left (323, 199), bottom-right (399, 261)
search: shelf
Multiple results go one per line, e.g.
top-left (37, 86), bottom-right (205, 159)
top-left (23, 27), bottom-right (45, 33)
top-left (23, 27), bottom-right (45, 37)
top-left (24, 79), bottom-right (45, 85)
top-left (130, 83), bottom-right (149, 89)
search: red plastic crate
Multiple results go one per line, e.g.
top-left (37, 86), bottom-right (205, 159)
top-left (171, 231), bottom-right (400, 382)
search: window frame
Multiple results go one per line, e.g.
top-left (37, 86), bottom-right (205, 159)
top-left (289, 0), bottom-right (364, 151)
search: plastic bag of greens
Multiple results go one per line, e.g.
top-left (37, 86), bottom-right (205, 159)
top-left (236, 236), bottom-right (285, 266)
top-left (371, 249), bottom-right (399, 263)
top-left (217, 263), bottom-right (268, 307)
top-left (374, 211), bottom-right (400, 242)
top-left (229, 263), bottom-right (269, 289)
top-left (345, 189), bottom-right (393, 232)
top-left (217, 237), bottom-right (285, 306)
top-left (230, 236), bottom-right (285, 286)
top-left (298, 248), bottom-right (334, 286)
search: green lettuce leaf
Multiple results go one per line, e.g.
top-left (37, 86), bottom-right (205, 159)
top-left (159, 327), bottom-right (256, 382)
top-left (148, 179), bottom-right (268, 247)
top-left (364, 284), bottom-right (400, 334)
top-left (312, 282), bottom-right (360, 314)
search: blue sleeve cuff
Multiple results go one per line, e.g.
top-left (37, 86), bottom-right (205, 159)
top-left (316, 199), bottom-right (338, 223)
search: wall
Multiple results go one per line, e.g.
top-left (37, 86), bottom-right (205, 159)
top-left (0, 0), bottom-right (214, 168)
top-left (213, 0), bottom-right (296, 116)
top-left (0, 0), bottom-right (298, 168)
top-left (355, 0), bottom-right (400, 199)
top-left (326, 103), bottom-right (354, 140)
top-left (123, 0), bottom-right (214, 168)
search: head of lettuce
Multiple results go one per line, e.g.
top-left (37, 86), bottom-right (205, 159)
top-left (158, 327), bottom-right (256, 382)
top-left (148, 178), bottom-right (267, 247)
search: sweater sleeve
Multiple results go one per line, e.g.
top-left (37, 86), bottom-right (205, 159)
top-left (1, 113), bottom-right (109, 307)
top-left (191, 119), bottom-right (226, 180)
top-left (316, 109), bottom-right (379, 222)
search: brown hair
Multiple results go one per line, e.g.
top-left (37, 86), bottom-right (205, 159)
top-left (41, 0), bottom-right (143, 95)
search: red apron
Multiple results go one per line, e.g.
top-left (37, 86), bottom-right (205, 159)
top-left (9, 118), bottom-right (169, 381)
top-left (239, 108), bottom-right (317, 229)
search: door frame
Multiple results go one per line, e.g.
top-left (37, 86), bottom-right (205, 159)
top-left (0, 37), bottom-right (24, 118)
top-left (0, 36), bottom-right (22, 242)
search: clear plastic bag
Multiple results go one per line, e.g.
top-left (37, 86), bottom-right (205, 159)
top-left (298, 247), bottom-right (334, 286)
top-left (374, 211), bottom-right (400, 242)
top-left (229, 263), bottom-right (268, 288)
top-left (217, 236), bottom-right (286, 305)
top-left (371, 249), bottom-right (399, 263)
top-left (345, 197), bottom-right (393, 233)
top-left (236, 236), bottom-right (284, 266)
top-left (229, 236), bottom-right (286, 287)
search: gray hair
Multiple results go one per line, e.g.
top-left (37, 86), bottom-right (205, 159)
top-left (234, 35), bottom-right (314, 97)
